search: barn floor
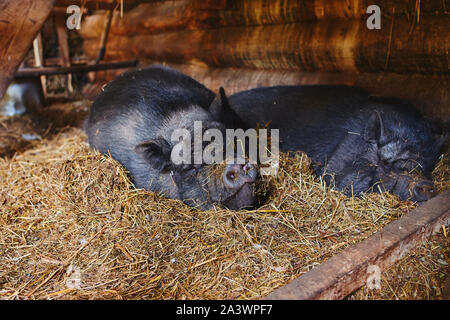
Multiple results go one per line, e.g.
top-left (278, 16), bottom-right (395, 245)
top-left (0, 99), bottom-right (448, 300)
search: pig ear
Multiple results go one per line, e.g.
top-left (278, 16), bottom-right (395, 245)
top-left (209, 87), bottom-right (229, 120)
top-left (364, 110), bottom-right (387, 144)
top-left (135, 138), bottom-right (172, 171)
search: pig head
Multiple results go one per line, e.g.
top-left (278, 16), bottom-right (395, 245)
top-left (322, 100), bottom-right (447, 202)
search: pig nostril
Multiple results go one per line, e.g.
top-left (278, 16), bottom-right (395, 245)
top-left (227, 171), bottom-right (237, 181)
top-left (224, 163), bottom-right (257, 189)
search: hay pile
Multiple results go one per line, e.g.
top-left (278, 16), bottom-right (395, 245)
top-left (0, 117), bottom-right (448, 299)
top-left (0, 100), bottom-right (88, 158)
top-left (0, 115), bottom-right (45, 158)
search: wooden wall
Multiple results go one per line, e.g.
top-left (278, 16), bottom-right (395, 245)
top-left (78, 0), bottom-right (450, 122)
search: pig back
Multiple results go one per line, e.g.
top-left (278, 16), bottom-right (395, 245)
top-left (228, 85), bottom-right (369, 157)
top-left (87, 65), bottom-right (215, 158)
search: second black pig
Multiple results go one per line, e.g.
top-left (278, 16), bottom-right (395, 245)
top-left (86, 65), bottom-right (257, 210)
top-left (229, 85), bottom-right (447, 202)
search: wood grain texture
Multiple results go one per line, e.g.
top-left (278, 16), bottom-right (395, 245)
top-left (82, 17), bottom-right (450, 74)
top-left (86, 64), bottom-right (450, 123)
top-left (0, 0), bottom-right (54, 99)
top-left (80, 0), bottom-right (450, 38)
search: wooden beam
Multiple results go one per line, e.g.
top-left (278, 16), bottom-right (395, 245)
top-left (80, 0), bottom-right (450, 38)
top-left (14, 60), bottom-right (138, 77)
top-left (87, 64), bottom-right (450, 122)
top-left (0, 0), bottom-right (55, 99)
top-left (55, 13), bottom-right (73, 95)
top-left (33, 33), bottom-right (48, 97)
top-left (54, 0), bottom-right (157, 12)
top-left (81, 17), bottom-right (450, 75)
top-left (95, 0), bottom-right (117, 64)
top-left (264, 190), bottom-right (450, 300)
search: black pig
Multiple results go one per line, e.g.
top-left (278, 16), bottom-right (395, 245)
top-left (86, 65), bottom-right (257, 210)
top-left (229, 85), bottom-right (447, 202)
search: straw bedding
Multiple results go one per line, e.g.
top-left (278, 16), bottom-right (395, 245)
top-left (0, 101), bottom-right (448, 300)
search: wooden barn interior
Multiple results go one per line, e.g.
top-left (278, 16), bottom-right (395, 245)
top-left (0, 0), bottom-right (449, 300)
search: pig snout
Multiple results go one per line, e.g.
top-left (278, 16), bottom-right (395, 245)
top-left (411, 180), bottom-right (437, 202)
top-left (379, 173), bottom-right (437, 203)
top-left (224, 163), bottom-right (258, 189)
top-left (222, 163), bottom-right (258, 210)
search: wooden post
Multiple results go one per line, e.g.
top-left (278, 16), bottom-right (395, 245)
top-left (0, 0), bottom-right (55, 100)
top-left (55, 13), bottom-right (73, 95)
top-left (33, 33), bottom-right (48, 98)
top-left (95, 0), bottom-right (117, 64)
top-left (264, 190), bottom-right (450, 300)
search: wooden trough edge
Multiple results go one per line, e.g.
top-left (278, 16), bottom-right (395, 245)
top-left (263, 190), bottom-right (450, 300)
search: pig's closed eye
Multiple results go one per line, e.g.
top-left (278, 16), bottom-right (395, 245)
top-left (183, 164), bottom-right (202, 176)
top-left (186, 168), bottom-right (196, 176)
top-left (392, 160), bottom-right (406, 171)
top-left (393, 159), bottom-right (417, 172)
top-left (381, 159), bottom-right (391, 168)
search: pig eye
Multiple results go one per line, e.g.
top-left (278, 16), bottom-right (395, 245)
top-left (183, 164), bottom-right (202, 176)
top-left (393, 160), bottom-right (416, 172)
top-left (184, 167), bottom-right (197, 175)
top-left (381, 159), bottom-right (391, 168)
top-left (186, 168), bottom-right (196, 176)
top-left (392, 161), bottom-right (406, 171)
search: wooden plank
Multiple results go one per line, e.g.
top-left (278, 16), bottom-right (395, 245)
top-left (80, 0), bottom-right (450, 38)
top-left (264, 190), bottom-right (450, 300)
top-left (0, 0), bottom-right (55, 99)
top-left (82, 17), bottom-right (450, 75)
top-left (55, 13), bottom-right (73, 95)
top-left (32, 33), bottom-right (48, 97)
top-left (54, 0), bottom-right (157, 11)
top-left (14, 60), bottom-right (138, 77)
top-left (87, 64), bottom-right (450, 122)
